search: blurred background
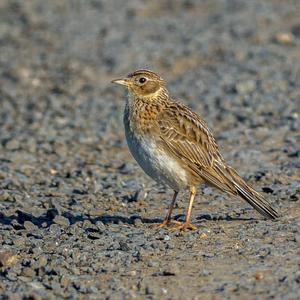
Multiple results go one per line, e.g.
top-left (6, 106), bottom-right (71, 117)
top-left (1, 0), bottom-right (299, 185)
top-left (0, 0), bottom-right (299, 299)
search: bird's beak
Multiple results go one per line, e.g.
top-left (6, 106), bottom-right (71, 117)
top-left (111, 78), bottom-right (129, 86)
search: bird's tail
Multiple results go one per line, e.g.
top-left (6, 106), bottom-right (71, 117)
top-left (191, 159), bottom-right (279, 219)
top-left (225, 166), bottom-right (279, 219)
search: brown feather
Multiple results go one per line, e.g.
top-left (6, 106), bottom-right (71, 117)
top-left (155, 101), bottom-right (279, 219)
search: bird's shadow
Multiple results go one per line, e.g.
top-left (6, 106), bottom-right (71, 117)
top-left (196, 214), bottom-right (254, 222)
top-left (0, 209), bottom-right (254, 229)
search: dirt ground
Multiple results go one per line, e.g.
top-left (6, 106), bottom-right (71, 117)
top-left (0, 0), bottom-right (299, 299)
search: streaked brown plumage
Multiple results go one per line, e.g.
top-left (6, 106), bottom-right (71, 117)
top-left (112, 69), bottom-right (279, 230)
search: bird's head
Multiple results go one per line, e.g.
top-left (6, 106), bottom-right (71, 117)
top-left (111, 69), bottom-right (167, 98)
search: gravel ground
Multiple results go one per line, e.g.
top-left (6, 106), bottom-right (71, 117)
top-left (0, 0), bottom-right (299, 299)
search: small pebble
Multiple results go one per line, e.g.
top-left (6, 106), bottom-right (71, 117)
top-left (274, 32), bottom-right (295, 45)
top-left (21, 267), bottom-right (35, 278)
top-left (0, 251), bottom-right (18, 267)
top-left (0, 191), bottom-right (10, 201)
top-left (254, 272), bottom-right (264, 280)
top-left (162, 262), bottom-right (179, 276)
top-left (53, 215), bottom-right (70, 227)
top-left (24, 221), bottom-right (38, 232)
top-left (201, 269), bottom-right (211, 277)
top-left (148, 260), bottom-right (159, 268)
top-left (163, 235), bottom-right (171, 241)
top-left (134, 218), bottom-right (143, 227)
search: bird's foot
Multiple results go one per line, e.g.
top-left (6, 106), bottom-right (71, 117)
top-left (169, 221), bottom-right (197, 231)
top-left (150, 219), bottom-right (182, 229)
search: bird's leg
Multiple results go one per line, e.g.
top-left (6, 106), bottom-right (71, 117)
top-left (170, 186), bottom-right (197, 231)
top-left (150, 191), bottom-right (180, 228)
top-left (163, 191), bottom-right (179, 224)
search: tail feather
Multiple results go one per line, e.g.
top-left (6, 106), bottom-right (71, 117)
top-left (234, 182), bottom-right (279, 219)
top-left (227, 166), bottom-right (279, 219)
top-left (187, 158), bottom-right (279, 219)
top-left (199, 162), bottom-right (279, 219)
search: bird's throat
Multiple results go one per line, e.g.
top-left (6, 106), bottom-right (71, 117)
top-left (125, 92), bottom-right (166, 134)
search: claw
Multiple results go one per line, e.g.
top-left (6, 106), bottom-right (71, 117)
top-left (150, 219), bottom-right (182, 229)
top-left (169, 222), bottom-right (197, 231)
top-left (150, 220), bottom-right (197, 231)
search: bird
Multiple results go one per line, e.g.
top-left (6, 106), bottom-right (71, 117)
top-left (111, 69), bottom-right (279, 231)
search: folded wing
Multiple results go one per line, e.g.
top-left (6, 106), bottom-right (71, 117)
top-left (155, 101), bottom-right (279, 219)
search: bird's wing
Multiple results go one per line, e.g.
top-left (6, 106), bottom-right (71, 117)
top-left (155, 101), bottom-right (235, 192)
top-left (155, 101), bottom-right (279, 220)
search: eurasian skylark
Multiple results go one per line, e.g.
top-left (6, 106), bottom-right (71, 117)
top-left (112, 69), bottom-right (279, 230)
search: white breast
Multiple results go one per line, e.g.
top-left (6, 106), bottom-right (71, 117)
top-left (126, 133), bottom-right (189, 191)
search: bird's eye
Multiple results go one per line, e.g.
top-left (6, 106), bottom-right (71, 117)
top-left (138, 77), bottom-right (147, 84)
